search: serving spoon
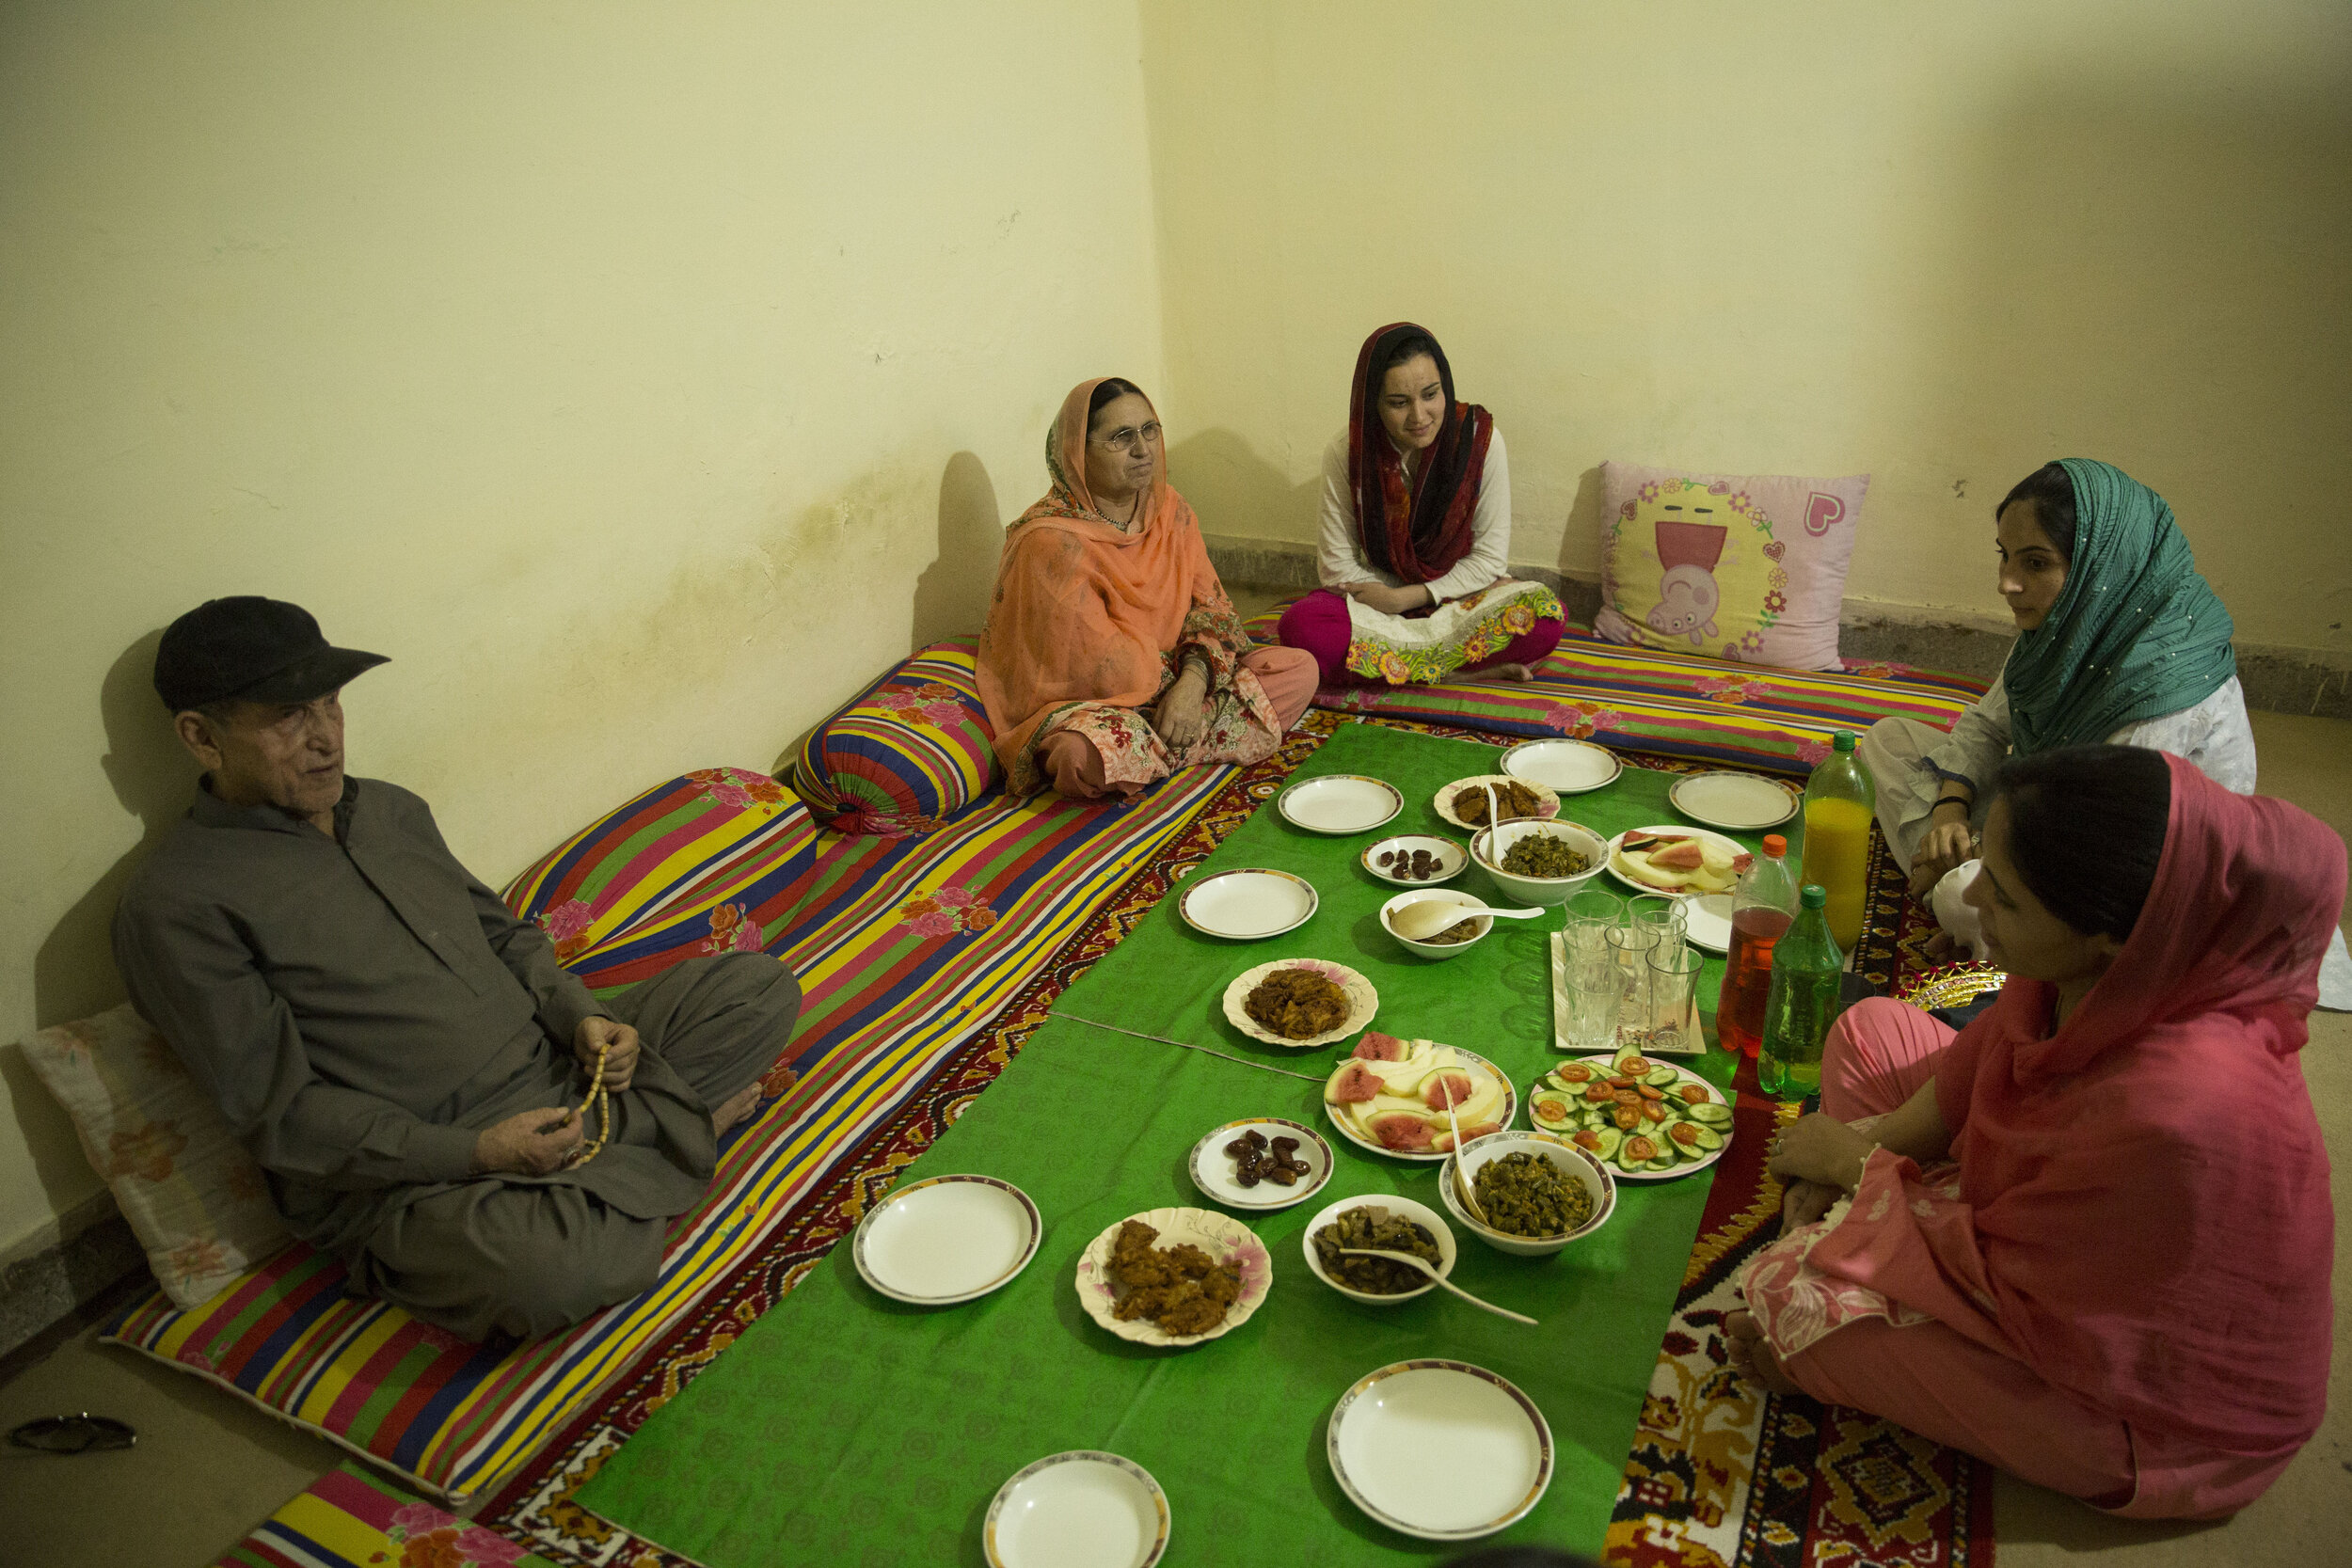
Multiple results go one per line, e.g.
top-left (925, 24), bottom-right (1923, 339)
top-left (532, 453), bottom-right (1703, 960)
top-left (1391, 897), bottom-right (1546, 941)
top-left (1333, 1248), bottom-right (1538, 1326)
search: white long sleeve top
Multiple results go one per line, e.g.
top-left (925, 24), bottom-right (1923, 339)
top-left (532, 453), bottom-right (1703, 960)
top-left (1316, 425), bottom-right (1512, 605)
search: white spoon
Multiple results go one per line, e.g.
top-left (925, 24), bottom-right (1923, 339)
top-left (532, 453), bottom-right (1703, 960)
top-left (1441, 1098), bottom-right (1491, 1227)
top-left (1334, 1248), bottom-right (1538, 1326)
top-left (1391, 897), bottom-right (1547, 942)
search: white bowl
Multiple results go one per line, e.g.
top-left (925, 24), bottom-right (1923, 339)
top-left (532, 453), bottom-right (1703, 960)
top-left (1378, 889), bottom-right (1492, 959)
top-left (1438, 1132), bottom-right (1617, 1258)
top-left (1359, 833), bottom-right (1469, 887)
top-left (1300, 1195), bottom-right (1457, 1306)
top-left (1470, 819), bottom-right (1610, 907)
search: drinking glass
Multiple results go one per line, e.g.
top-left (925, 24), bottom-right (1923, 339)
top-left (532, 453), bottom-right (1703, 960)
top-left (1645, 945), bottom-right (1707, 1054)
top-left (1604, 925), bottom-right (1655, 1008)
top-left (1561, 887), bottom-right (1623, 958)
top-left (1561, 951), bottom-right (1624, 1053)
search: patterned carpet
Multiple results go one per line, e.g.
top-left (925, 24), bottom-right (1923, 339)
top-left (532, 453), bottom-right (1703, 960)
top-left (453, 713), bottom-right (1995, 1568)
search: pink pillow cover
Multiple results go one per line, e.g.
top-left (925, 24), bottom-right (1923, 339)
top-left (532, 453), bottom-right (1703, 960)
top-left (1594, 461), bottom-right (1867, 673)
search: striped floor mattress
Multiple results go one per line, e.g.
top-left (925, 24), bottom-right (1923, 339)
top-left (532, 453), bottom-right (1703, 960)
top-left (104, 633), bottom-right (1985, 1504)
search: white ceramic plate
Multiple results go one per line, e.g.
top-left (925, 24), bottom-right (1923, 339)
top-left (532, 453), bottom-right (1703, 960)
top-left (1222, 958), bottom-right (1378, 1050)
top-left (1434, 774), bottom-right (1562, 833)
top-left (1187, 1117), bottom-right (1335, 1211)
top-left (1528, 1056), bottom-right (1733, 1182)
top-left (1073, 1206), bottom-right (1273, 1346)
top-left (852, 1175), bottom-right (1042, 1305)
top-left (1327, 1360), bottom-right (1554, 1541)
top-left (1279, 774), bottom-right (1405, 835)
top-left (1323, 1045), bottom-right (1518, 1164)
top-left (1359, 834), bottom-right (1469, 887)
top-left (1178, 867), bottom-right (1319, 941)
top-left (1500, 737), bottom-right (1622, 794)
top-left (1682, 892), bottom-right (1733, 954)
top-left (1669, 769), bottom-right (1799, 831)
top-left (984, 1450), bottom-right (1169, 1568)
top-left (1605, 824), bottom-right (1752, 895)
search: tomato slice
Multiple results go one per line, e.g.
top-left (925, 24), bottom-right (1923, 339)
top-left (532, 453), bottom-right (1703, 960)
top-left (1533, 1099), bottom-right (1570, 1125)
top-left (1641, 1100), bottom-right (1667, 1123)
top-left (1613, 1105), bottom-right (1641, 1131)
top-left (1669, 1122), bottom-right (1701, 1148)
top-left (1613, 1089), bottom-right (1641, 1106)
top-left (1573, 1131), bottom-right (1602, 1150)
top-left (1627, 1135), bottom-right (1658, 1161)
top-left (1677, 1084), bottom-right (1710, 1104)
top-left (1618, 1055), bottom-right (1654, 1075)
top-left (1559, 1063), bottom-right (1594, 1083)
top-left (1636, 1084), bottom-right (1664, 1101)
top-left (1585, 1083), bottom-right (1615, 1103)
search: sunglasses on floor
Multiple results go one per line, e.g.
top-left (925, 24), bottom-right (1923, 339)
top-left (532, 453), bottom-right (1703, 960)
top-left (8, 1413), bottom-right (136, 1454)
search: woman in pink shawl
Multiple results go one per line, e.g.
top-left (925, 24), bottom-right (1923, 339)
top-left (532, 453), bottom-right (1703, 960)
top-left (977, 377), bottom-right (1319, 800)
top-left (1726, 744), bottom-right (2338, 1518)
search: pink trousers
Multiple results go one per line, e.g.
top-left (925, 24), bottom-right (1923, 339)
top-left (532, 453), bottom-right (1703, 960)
top-left (1273, 588), bottom-right (1564, 688)
top-left (1780, 998), bottom-right (2141, 1511)
top-left (1041, 645), bottom-right (1320, 800)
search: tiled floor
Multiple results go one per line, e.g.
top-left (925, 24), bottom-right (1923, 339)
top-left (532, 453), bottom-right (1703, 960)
top-left (5, 711), bottom-right (2345, 1568)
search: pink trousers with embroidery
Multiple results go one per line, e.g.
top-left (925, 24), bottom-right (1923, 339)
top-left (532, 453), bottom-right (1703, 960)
top-left (1041, 646), bottom-right (1320, 800)
top-left (1777, 999), bottom-right (2140, 1510)
top-left (1273, 589), bottom-right (1564, 688)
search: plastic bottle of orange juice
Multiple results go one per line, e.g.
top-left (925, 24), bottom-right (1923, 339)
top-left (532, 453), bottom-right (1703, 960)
top-left (1800, 730), bottom-right (1875, 953)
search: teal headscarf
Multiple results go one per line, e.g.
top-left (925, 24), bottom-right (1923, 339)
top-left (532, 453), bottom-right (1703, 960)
top-left (2003, 458), bottom-right (2235, 755)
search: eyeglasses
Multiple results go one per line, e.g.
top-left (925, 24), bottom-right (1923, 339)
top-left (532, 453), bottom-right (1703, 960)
top-left (9, 1413), bottom-right (136, 1454)
top-left (1089, 421), bottom-right (1162, 456)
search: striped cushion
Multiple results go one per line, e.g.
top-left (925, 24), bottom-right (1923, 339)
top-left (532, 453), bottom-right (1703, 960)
top-left (1250, 610), bottom-right (1984, 775)
top-left (791, 638), bottom-right (998, 836)
top-left (104, 758), bottom-right (1243, 1501)
top-left (503, 767), bottom-right (819, 994)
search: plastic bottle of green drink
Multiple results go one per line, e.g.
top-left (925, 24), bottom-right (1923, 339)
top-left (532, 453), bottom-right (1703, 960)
top-left (1758, 884), bottom-right (1843, 1100)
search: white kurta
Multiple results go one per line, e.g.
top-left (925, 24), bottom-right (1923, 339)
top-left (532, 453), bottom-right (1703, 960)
top-left (1316, 426), bottom-right (1511, 604)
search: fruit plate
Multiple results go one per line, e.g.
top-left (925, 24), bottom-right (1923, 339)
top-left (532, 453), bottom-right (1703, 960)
top-left (1667, 769), bottom-right (1800, 831)
top-left (1279, 774), bottom-right (1405, 835)
top-left (1523, 1054), bottom-right (1732, 1181)
top-left (1323, 1042), bottom-right (1518, 1164)
top-left (1499, 737), bottom-right (1622, 795)
top-left (1604, 824), bottom-right (1751, 895)
top-left (1327, 1359), bottom-right (1553, 1541)
top-left (1177, 867), bottom-right (1319, 941)
top-left (983, 1449), bottom-right (1169, 1568)
top-left (1433, 774), bottom-right (1561, 833)
top-left (852, 1174), bottom-right (1043, 1305)
top-left (1222, 958), bottom-right (1378, 1050)
top-left (1073, 1206), bottom-right (1273, 1347)
top-left (1187, 1117), bottom-right (1334, 1212)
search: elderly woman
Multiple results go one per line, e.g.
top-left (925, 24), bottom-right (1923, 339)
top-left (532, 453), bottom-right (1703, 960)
top-left (1275, 323), bottom-right (1565, 686)
top-left (977, 377), bottom-right (1319, 800)
top-left (1726, 745), bottom-right (2339, 1519)
top-left (1859, 457), bottom-right (2350, 1007)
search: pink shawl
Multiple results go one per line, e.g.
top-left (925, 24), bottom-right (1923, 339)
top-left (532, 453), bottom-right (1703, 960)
top-left (1810, 754), bottom-right (2341, 1514)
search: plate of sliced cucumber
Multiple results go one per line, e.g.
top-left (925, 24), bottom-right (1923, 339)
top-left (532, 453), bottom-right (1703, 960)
top-left (1522, 1052), bottom-right (1733, 1181)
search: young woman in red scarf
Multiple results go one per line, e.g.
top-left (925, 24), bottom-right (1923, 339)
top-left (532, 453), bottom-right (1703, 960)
top-left (1275, 324), bottom-right (1565, 687)
top-left (1725, 744), bottom-right (2338, 1519)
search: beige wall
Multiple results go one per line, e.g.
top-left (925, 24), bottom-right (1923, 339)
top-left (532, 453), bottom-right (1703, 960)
top-left (0, 3), bottom-right (1163, 1257)
top-left (1140, 0), bottom-right (2352, 657)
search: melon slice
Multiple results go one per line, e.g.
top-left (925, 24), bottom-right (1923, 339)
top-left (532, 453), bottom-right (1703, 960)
top-left (1369, 1113), bottom-right (1438, 1151)
top-left (1327, 1061), bottom-right (1382, 1103)
top-left (1352, 1032), bottom-right (1407, 1061)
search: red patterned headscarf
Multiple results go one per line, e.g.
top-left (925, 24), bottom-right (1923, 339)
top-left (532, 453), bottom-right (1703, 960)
top-left (1347, 322), bottom-right (1493, 585)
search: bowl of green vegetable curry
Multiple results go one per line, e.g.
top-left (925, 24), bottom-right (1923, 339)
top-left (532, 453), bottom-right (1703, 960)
top-left (1438, 1131), bottom-right (1617, 1257)
top-left (1469, 818), bottom-right (1608, 907)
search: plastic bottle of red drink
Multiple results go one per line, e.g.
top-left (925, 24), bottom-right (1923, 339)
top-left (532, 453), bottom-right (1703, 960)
top-left (1717, 832), bottom-right (1797, 1059)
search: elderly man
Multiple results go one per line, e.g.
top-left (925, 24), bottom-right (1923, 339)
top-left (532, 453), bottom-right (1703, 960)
top-left (113, 596), bottom-right (801, 1340)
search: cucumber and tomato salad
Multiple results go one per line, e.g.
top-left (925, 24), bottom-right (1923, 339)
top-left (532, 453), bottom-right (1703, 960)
top-left (1526, 1053), bottom-right (1733, 1179)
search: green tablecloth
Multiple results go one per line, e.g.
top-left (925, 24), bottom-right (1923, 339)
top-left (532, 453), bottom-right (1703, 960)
top-left (578, 724), bottom-right (1795, 1564)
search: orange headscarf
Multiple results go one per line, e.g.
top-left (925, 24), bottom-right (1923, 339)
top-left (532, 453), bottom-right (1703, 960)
top-left (976, 378), bottom-right (1241, 775)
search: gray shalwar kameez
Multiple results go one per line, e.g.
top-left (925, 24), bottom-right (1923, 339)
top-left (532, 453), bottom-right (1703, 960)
top-left (113, 777), bottom-right (801, 1339)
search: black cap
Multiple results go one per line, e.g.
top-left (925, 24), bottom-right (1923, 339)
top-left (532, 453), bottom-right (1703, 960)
top-left (153, 597), bottom-right (389, 712)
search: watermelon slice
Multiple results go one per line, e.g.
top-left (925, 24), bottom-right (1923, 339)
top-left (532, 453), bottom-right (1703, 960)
top-left (1651, 841), bottom-right (1706, 871)
top-left (1432, 1120), bottom-right (1501, 1154)
top-left (1732, 852), bottom-right (1754, 874)
top-left (1422, 1070), bottom-right (1474, 1110)
top-left (1351, 1032), bottom-right (1407, 1061)
top-left (1328, 1062), bottom-right (1383, 1103)
top-left (1370, 1113), bottom-right (1438, 1151)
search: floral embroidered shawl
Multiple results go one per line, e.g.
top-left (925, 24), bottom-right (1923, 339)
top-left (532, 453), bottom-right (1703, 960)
top-left (975, 378), bottom-right (1254, 783)
top-left (1347, 322), bottom-right (1493, 585)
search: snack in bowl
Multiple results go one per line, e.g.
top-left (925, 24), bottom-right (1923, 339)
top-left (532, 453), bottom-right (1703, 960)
top-left (1502, 834), bottom-right (1591, 879)
top-left (1108, 1219), bottom-right (1241, 1336)
top-left (1244, 967), bottom-right (1349, 1040)
top-left (1310, 1206), bottom-right (1443, 1294)
top-left (1613, 830), bottom-right (1751, 895)
top-left (1454, 779), bottom-right (1546, 828)
top-left (1324, 1033), bottom-right (1507, 1154)
top-left (1470, 1150), bottom-right (1595, 1237)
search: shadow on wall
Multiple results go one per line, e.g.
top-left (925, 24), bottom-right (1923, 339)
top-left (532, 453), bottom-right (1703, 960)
top-left (911, 451), bottom-right (1003, 650)
top-left (1919, 76), bottom-right (2352, 647)
top-left (12, 630), bottom-right (196, 1211)
top-left (1554, 465), bottom-right (1609, 624)
top-left (1164, 428), bottom-right (1320, 544)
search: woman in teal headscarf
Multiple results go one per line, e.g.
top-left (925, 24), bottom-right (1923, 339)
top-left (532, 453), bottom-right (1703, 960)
top-left (1862, 459), bottom-right (2280, 955)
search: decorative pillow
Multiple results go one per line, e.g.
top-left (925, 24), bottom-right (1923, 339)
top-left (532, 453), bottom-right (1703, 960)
top-left (503, 767), bottom-right (819, 995)
top-left (791, 636), bottom-right (999, 837)
top-left (20, 1003), bottom-right (291, 1309)
top-left (1594, 462), bottom-right (1867, 673)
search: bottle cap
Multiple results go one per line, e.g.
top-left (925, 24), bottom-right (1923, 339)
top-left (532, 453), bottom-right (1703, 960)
top-left (1800, 884), bottom-right (1827, 907)
top-left (1833, 730), bottom-right (1857, 752)
top-left (1761, 833), bottom-right (1787, 857)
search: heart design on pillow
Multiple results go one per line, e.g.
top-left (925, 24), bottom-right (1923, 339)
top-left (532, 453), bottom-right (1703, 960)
top-left (1762, 541), bottom-right (1787, 562)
